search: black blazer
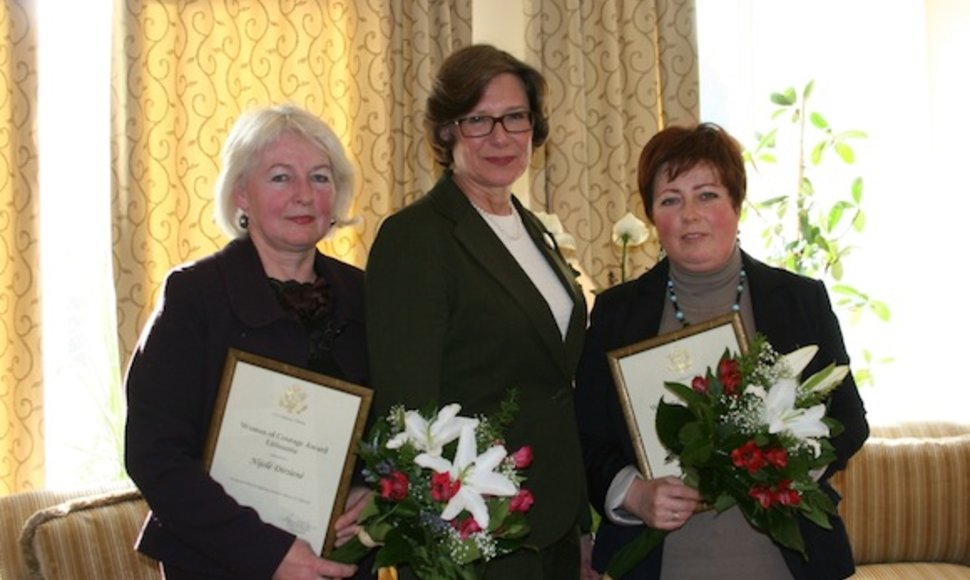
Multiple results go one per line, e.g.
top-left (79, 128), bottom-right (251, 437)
top-left (124, 237), bottom-right (368, 579)
top-left (366, 173), bottom-right (589, 551)
top-left (575, 253), bottom-right (869, 580)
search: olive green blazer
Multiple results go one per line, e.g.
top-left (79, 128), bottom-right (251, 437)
top-left (366, 172), bottom-right (588, 549)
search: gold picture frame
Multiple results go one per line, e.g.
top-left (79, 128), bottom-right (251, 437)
top-left (607, 313), bottom-right (748, 479)
top-left (203, 349), bottom-right (372, 555)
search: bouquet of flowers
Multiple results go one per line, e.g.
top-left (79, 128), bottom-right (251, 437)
top-left (607, 336), bottom-right (849, 578)
top-left (331, 392), bottom-right (534, 579)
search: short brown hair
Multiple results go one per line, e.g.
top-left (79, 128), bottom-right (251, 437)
top-left (637, 123), bottom-right (746, 223)
top-left (425, 44), bottom-right (550, 167)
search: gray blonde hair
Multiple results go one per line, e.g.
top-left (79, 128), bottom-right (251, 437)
top-left (214, 104), bottom-right (356, 239)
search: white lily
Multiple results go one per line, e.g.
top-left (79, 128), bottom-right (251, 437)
top-left (783, 345), bottom-right (818, 376)
top-left (800, 363), bottom-right (850, 398)
top-left (534, 211), bottom-right (577, 251)
top-left (386, 403), bottom-right (477, 457)
top-left (763, 377), bottom-right (830, 442)
top-left (783, 345), bottom-right (850, 398)
top-left (611, 212), bottom-right (650, 247)
top-left (415, 424), bottom-right (517, 529)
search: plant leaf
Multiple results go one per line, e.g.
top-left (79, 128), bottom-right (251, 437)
top-left (835, 142), bottom-right (855, 163)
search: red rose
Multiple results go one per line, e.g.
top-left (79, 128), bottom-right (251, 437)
top-left (731, 440), bottom-right (767, 474)
top-left (509, 488), bottom-right (534, 513)
top-left (379, 471), bottom-right (409, 501)
top-left (511, 446), bottom-right (534, 470)
top-left (430, 471), bottom-right (460, 502)
top-left (456, 516), bottom-right (482, 539)
top-left (691, 376), bottom-right (709, 394)
top-left (764, 446), bottom-right (788, 469)
top-left (718, 357), bottom-right (742, 395)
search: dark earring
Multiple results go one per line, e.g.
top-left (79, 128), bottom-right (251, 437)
top-left (239, 214), bottom-right (249, 229)
top-left (330, 218), bottom-right (337, 227)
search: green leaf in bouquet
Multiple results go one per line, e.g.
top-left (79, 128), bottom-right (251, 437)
top-left (496, 512), bottom-right (530, 539)
top-left (801, 487), bottom-right (837, 518)
top-left (713, 492), bottom-right (737, 512)
top-left (656, 399), bottom-right (693, 453)
top-left (678, 421), bottom-right (713, 465)
top-left (453, 538), bottom-right (484, 565)
top-left (824, 417), bottom-right (845, 438)
top-left (800, 499), bottom-right (835, 530)
top-left (765, 509), bottom-right (806, 557)
top-left (374, 528), bottom-right (414, 568)
top-left (664, 381), bottom-right (705, 409)
top-left (486, 498), bottom-right (511, 533)
top-left (328, 535), bottom-right (370, 564)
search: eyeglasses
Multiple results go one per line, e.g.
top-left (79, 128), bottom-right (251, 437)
top-left (453, 111), bottom-right (535, 138)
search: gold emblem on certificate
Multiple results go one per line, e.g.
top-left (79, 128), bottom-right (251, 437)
top-left (667, 346), bottom-right (692, 374)
top-left (279, 384), bottom-right (309, 415)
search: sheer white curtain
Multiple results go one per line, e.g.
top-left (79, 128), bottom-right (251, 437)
top-left (38, 1), bottom-right (122, 488)
top-left (697, 0), bottom-right (970, 423)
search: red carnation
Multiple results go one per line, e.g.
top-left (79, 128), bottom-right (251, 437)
top-left (731, 440), bottom-right (767, 475)
top-left (511, 446), bottom-right (534, 470)
top-left (430, 471), bottom-right (460, 502)
top-left (509, 488), bottom-right (534, 513)
top-left (691, 376), bottom-right (709, 394)
top-left (718, 357), bottom-right (742, 395)
top-left (379, 471), bottom-right (409, 501)
top-left (764, 446), bottom-right (789, 469)
top-left (456, 516), bottom-right (482, 539)
top-left (773, 480), bottom-right (802, 507)
top-left (749, 484), bottom-right (774, 509)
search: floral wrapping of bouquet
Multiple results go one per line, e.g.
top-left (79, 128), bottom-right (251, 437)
top-left (331, 391), bottom-right (535, 579)
top-left (607, 336), bottom-right (850, 579)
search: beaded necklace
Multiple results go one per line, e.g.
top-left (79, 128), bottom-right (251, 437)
top-left (666, 268), bottom-right (747, 327)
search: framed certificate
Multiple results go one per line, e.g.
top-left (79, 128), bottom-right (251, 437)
top-left (203, 349), bottom-right (372, 555)
top-left (607, 313), bottom-right (748, 479)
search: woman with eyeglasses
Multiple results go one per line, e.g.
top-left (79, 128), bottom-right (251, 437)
top-left (365, 44), bottom-right (595, 579)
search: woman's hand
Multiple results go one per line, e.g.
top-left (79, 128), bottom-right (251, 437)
top-left (621, 475), bottom-right (700, 530)
top-left (580, 533), bottom-right (601, 579)
top-left (333, 486), bottom-right (371, 547)
top-left (271, 539), bottom-right (357, 580)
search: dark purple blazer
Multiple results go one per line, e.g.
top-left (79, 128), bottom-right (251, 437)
top-left (575, 252), bottom-right (869, 580)
top-left (124, 237), bottom-right (368, 579)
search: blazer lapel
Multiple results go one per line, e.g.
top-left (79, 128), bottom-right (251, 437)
top-left (743, 252), bottom-right (794, 350)
top-left (517, 199), bottom-right (588, 371)
top-left (430, 175), bottom-right (582, 377)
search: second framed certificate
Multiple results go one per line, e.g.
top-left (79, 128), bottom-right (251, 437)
top-left (203, 349), bottom-right (372, 556)
top-left (607, 313), bottom-right (748, 479)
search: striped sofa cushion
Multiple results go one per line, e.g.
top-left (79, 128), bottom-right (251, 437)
top-left (20, 488), bottom-right (160, 580)
top-left (831, 426), bottom-right (970, 567)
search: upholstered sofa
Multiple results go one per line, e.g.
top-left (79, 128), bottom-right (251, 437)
top-left (1, 422), bottom-right (967, 579)
top-left (0, 482), bottom-right (159, 580)
top-left (831, 422), bottom-right (970, 579)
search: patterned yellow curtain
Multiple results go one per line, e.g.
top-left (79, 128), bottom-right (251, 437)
top-left (524, 0), bottom-right (698, 288)
top-left (112, 0), bottom-right (471, 367)
top-left (0, 0), bottom-right (42, 494)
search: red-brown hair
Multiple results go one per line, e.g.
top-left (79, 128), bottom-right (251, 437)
top-left (637, 123), bottom-right (746, 223)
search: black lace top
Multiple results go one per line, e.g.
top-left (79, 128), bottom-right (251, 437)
top-left (268, 276), bottom-right (345, 378)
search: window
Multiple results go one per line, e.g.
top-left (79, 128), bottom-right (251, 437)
top-left (38, 2), bottom-right (122, 488)
top-left (697, 0), bottom-right (970, 423)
